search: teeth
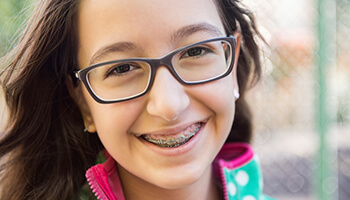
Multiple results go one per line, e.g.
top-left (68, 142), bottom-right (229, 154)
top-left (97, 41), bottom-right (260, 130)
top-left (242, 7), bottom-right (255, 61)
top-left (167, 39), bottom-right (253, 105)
top-left (142, 123), bottom-right (202, 148)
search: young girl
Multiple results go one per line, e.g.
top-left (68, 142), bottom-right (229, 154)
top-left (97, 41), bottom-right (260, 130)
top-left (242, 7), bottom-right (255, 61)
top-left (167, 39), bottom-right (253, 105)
top-left (0, 0), bottom-right (275, 199)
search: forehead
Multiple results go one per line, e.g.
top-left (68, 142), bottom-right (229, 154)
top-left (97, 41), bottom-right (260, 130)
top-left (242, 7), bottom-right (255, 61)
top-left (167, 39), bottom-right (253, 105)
top-left (79, 0), bottom-right (221, 22)
top-left (78, 0), bottom-right (225, 66)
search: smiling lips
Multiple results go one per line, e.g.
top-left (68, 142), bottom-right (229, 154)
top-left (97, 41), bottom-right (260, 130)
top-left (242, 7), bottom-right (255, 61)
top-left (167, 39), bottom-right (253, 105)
top-left (141, 122), bottom-right (203, 148)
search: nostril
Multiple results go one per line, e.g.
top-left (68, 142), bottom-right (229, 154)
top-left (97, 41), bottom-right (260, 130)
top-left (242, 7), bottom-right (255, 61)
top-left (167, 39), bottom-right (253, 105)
top-left (146, 96), bottom-right (189, 121)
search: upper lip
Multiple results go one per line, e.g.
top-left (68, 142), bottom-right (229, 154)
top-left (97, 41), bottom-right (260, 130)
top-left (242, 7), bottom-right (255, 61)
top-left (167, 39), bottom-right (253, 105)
top-left (134, 119), bottom-right (208, 137)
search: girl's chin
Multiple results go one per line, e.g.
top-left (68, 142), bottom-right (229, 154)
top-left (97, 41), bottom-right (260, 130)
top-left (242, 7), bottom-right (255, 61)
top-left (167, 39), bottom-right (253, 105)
top-left (141, 163), bottom-right (211, 190)
top-left (147, 172), bottom-right (203, 190)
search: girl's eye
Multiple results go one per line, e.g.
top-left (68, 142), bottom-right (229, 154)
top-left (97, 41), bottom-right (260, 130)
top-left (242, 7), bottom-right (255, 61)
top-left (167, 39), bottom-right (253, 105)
top-left (187, 47), bottom-right (203, 57)
top-left (115, 64), bottom-right (131, 73)
top-left (105, 63), bottom-right (137, 78)
top-left (181, 46), bottom-right (213, 59)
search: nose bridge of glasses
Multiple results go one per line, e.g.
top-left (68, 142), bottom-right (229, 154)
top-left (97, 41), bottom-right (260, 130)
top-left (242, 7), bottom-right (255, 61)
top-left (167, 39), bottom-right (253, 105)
top-left (150, 53), bottom-right (184, 84)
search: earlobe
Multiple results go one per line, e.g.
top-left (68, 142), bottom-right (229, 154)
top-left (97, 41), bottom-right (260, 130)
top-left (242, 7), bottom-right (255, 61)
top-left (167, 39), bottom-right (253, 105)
top-left (83, 118), bottom-right (97, 133)
top-left (66, 76), bottom-right (97, 133)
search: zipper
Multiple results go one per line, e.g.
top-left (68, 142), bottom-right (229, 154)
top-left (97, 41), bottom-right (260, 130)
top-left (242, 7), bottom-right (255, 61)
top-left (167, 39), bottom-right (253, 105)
top-left (219, 159), bottom-right (230, 200)
top-left (85, 166), bottom-right (110, 200)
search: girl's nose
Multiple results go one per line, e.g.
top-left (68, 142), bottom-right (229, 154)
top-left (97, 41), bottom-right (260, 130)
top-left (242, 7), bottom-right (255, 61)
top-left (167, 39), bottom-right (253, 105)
top-left (146, 67), bottom-right (190, 121)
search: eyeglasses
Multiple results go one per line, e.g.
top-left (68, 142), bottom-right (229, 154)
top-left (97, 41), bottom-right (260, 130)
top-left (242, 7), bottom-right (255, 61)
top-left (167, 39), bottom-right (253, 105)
top-left (75, 36), bottom-right (236, 103)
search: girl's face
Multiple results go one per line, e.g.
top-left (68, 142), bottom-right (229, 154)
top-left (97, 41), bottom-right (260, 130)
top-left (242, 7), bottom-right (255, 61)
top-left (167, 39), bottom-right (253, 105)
top-left (77, 0), bottom-right (239, 190)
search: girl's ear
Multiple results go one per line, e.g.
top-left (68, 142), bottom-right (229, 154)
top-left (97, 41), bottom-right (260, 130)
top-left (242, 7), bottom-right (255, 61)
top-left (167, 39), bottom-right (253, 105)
top-left (66, 76), bottom-right (96, 133)
top-left (232, 30), bottom-right (241, 98)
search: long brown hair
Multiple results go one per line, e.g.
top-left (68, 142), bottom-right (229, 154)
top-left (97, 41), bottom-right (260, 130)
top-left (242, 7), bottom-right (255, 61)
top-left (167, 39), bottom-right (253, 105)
top-left (0, 0), bottom-right (262, 199)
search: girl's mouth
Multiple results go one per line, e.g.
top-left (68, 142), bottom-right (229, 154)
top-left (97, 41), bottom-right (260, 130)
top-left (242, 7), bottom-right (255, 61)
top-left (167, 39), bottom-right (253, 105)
top-left (141, 122), bottom-right (203, 148)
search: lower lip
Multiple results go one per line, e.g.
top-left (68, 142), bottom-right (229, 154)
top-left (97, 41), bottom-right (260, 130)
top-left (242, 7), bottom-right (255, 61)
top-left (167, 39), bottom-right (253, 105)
top-left (138, 123), bottom-right (205, 156)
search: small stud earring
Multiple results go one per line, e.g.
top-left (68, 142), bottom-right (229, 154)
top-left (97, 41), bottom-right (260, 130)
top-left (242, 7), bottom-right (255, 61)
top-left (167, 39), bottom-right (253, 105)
top-left (234, 89), bottom-right (240, 100)
top-left (84, 124), bottom-right (90, 133)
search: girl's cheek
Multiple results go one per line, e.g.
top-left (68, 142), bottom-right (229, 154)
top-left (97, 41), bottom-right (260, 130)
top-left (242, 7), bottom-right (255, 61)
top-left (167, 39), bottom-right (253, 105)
top-left (90, 101), bottom-right (144, 132)
top-left (194, 77), bottom-right (235, 108)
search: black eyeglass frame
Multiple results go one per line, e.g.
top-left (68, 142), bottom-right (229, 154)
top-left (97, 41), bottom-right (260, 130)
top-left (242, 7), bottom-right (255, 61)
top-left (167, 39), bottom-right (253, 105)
top-left (75, 35), bottom-right (236, 104)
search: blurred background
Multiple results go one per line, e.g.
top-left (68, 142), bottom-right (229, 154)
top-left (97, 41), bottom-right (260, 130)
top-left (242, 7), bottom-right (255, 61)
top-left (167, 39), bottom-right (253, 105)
top-left (244, 0), bottom-right (350, 199)
top-left (0, 0), bottom-right (349, 199)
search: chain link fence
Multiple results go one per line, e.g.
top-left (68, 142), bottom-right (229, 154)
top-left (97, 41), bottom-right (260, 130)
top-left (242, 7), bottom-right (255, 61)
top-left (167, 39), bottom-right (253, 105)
top-left (244, 0), bottom-right (350, 199)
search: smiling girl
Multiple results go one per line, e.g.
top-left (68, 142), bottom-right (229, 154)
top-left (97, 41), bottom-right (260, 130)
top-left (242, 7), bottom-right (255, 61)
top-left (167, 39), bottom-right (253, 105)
top-left (0, 0), bottom-right (274, 199)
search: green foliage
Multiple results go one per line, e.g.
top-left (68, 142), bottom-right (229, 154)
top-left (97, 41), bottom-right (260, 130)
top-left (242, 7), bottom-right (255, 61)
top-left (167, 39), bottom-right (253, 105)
top-left (0, 0), bottom-right (33, 56)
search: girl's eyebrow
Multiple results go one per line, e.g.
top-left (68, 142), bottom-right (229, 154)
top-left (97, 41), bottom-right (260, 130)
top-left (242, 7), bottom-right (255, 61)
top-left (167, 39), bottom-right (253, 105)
top-left (170, 22), bottom-right (224, 43)
top-left (89, 42), bottom-right (141, 66)
top-left (89, 23), bottom-right (223, 66)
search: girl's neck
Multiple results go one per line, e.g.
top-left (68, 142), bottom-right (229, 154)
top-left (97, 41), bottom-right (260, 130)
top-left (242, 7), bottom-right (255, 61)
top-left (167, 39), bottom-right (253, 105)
top-left (117, 164), bottom-right (221, 200)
